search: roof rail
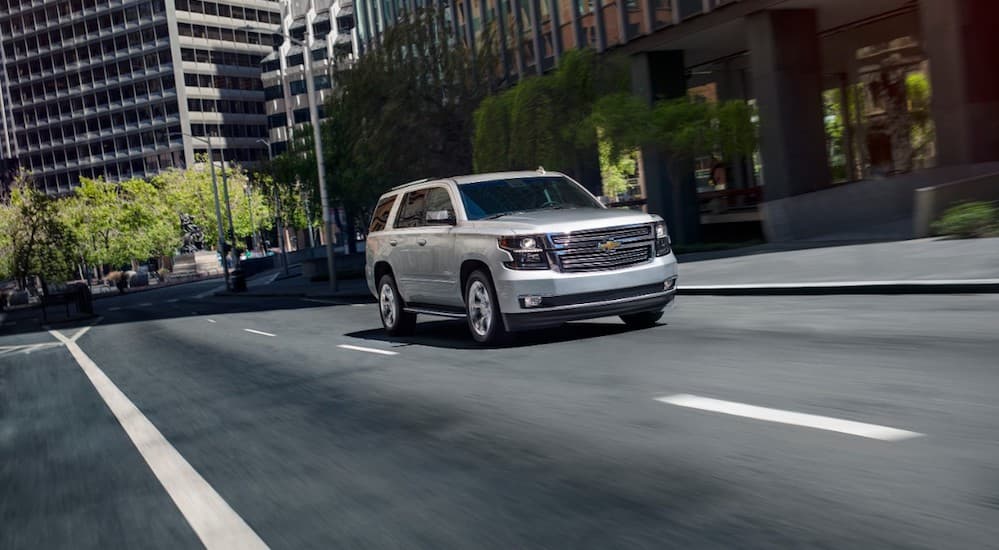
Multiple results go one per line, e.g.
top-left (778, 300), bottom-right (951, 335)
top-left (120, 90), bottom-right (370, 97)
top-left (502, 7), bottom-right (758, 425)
top-left (390, 177), bottom-right (435, 191)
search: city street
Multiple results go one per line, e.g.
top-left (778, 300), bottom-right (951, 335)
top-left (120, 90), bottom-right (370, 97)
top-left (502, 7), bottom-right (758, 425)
top-left (3, 280), bottom-right (999, 549)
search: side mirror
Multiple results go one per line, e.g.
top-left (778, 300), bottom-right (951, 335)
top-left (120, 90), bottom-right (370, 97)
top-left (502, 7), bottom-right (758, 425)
top-left (425, 210), bottom-right (456, 225)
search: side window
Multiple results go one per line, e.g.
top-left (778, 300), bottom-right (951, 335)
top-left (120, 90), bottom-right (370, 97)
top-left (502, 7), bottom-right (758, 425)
top-left (394, 189), bottom-right (428, 229)
top-left (424, 187), bottom-right (455, 222)
top-left (368, 195), bottom-right (397, 233)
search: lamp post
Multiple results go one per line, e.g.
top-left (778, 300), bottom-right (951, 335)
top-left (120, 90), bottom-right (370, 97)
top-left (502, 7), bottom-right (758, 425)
top-left (171, 132), bottom-right (231, 290)
top-left (249, 25), bottom-right (337, 290)
top-left (257, 138), bottom-right (290, 276)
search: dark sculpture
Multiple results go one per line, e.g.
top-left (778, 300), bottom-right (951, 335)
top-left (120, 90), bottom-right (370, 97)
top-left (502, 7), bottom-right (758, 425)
top-left (180, 213), bottom-right (205, 253)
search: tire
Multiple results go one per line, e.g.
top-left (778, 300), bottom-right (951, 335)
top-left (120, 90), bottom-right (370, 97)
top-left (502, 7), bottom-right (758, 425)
top-left (620, 310), bottom-right (664, 329)
top-left (464, 270), bottom-right (507, 345)
top-left (378, 274), bottom-right (416, 336)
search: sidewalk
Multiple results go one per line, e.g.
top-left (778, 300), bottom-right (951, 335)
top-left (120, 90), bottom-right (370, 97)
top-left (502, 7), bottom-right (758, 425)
top-left (226, 237), bottom-right (999, 299)
top-left (677, 237), bottom-right (999, 294)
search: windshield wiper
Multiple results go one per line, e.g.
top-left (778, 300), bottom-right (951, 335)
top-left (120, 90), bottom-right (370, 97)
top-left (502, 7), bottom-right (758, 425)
top-left (483, 211), bottom-right (521, 220)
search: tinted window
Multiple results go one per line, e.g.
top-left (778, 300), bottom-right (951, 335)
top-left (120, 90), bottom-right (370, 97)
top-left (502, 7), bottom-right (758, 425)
top-left (395, 189), bottom-right (429, 229)
top-left (368, 195), bottom-right (397, 233)
top-left (424, 188), bottom-right (454, 221)
top-left (459, 176), bottom-right (602, 220)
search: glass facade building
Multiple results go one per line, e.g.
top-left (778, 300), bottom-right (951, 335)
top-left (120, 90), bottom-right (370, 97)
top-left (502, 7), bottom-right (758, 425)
top-left (0, 0), bottom-right (280, 194)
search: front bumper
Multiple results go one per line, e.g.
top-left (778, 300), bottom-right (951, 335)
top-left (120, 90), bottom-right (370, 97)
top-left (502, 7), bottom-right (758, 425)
top-left (502, 289), bottom-right (676, 331)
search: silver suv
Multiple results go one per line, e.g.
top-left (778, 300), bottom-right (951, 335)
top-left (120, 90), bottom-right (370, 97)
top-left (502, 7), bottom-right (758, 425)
top-left (365, 171), bottom-right (679, 344)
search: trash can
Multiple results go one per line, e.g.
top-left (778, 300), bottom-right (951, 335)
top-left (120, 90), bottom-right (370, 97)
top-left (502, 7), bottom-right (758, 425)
top-left (231, 268), bottom-right (247, 292)
top-left (75, 284), bottom-right (94, 315)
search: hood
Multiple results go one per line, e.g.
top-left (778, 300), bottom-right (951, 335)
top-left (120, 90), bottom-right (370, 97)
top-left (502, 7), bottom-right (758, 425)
top-left (463, 207), bottom-right (660, 235)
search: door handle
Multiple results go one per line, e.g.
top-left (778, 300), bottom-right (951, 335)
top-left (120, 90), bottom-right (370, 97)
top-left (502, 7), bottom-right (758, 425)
top-left (417, 239), bottom-right (427, 246)
top-left (389, 240), bottom-right (398, 246)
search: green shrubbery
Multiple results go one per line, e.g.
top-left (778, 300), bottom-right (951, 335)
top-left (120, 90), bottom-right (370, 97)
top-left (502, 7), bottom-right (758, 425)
top-left (932, 202), bottom-right (999, 238)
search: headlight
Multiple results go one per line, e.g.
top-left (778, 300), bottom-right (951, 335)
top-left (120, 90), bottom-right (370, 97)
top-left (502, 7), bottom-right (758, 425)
top-left (654, 222), bottom-right (671, 256)
top-left (499, 235), bottom-right (549, 270)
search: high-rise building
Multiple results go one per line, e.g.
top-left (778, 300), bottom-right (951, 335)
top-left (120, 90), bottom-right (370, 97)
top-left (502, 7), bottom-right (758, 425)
top-left (260, 0), bottom-right (358, 158)
top-left (0, 0), bottom-right (281, 195)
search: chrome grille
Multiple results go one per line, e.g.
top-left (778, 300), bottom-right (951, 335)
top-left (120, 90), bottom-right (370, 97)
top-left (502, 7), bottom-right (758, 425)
top-left (549, 224), bottom-right (655, 272)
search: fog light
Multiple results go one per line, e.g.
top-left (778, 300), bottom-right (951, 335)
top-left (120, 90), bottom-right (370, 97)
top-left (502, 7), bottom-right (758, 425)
top-left (665, 279), bottom-right (676, 291)
top-left (523, 295), bottom-right (544, 308)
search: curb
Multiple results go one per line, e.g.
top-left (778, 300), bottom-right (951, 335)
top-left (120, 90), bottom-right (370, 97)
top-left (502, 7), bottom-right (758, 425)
top-left (677, 279), bottom-right (999, 296)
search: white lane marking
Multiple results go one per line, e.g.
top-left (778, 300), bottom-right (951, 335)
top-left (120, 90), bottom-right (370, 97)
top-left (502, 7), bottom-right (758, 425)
top-left (337, 344), bottom-right (398, 356)
top-left (108, 307), bottom-right (122, 312)
top-left (656, 394), bottom-right (924, 442)
top-left (193, 286), bottom-right (223, 299)
top-left (244, 328), bottom-right (275, 337)
top-left (47, 329), bottom-right (268, 549)
top-left (206, 319), bottom-right (217, 323)
top-left (351, 304), bottom-right (367, 308)
top-left (167, 299), bottom-right (179, 303)
top-left (138, 302), bottom-right (153, 307)
top-left (70, 318), bottom-right (102, 342)
top-left (264, 272), bottom-right (281, 285)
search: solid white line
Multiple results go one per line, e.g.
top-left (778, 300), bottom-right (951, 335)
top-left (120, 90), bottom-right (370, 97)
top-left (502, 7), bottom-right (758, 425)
top-left (244, 328), bottom-right (275, 337)
top-left (138, 302), bottom-right (153, 307)
top-left (167, 299), bottom-right (179, 303)
top-left (48, 330), bottom-right (268, 549)
top-left (337, 344), bottom-right (398, 356)
top-left (302, 298), bottom-right (342, 305)
top-left (656, 394), bottom-right (924, 442)
top-left (206, 319), bottom-right (217, 323)
top-left (108, 307), bottom-right (122, 312)
top-left (265, 272), bottom-right (281, 285)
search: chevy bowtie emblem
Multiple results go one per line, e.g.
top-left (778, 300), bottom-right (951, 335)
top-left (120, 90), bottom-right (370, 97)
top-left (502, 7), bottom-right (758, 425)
top-left (597, 240), bottom-right (621, 252)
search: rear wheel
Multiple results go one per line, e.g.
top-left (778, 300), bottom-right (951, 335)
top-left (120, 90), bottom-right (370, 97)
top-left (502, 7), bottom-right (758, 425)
top-left (465, 270), bottom-right (507, 345)
top-left (620, 310), bottom-right (664, 329)
top-left (378, 274), bottom-right (416, 336)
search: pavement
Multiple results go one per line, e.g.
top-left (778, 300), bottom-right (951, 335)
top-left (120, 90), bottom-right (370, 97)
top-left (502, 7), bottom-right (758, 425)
top-left (218, 237), bottom-right (999, 300)
top-left (3, 279), bottom-right (998, 548)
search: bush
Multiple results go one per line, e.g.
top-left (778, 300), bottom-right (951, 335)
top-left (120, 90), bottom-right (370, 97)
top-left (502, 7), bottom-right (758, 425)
top-left (932, 202), bottom-right (999, 238)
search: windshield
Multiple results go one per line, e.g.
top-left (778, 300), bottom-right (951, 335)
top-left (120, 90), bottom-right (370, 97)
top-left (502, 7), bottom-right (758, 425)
top-left (458, 176), bottom-right (603, 220)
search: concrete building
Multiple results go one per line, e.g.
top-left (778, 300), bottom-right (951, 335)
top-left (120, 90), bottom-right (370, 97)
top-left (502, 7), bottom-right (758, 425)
top-left (354, 0), bottom-right (999, 242)
top-left (260, 0), bottom-right (358, 158)
top-left (0, 0), bottom-right (280, 195)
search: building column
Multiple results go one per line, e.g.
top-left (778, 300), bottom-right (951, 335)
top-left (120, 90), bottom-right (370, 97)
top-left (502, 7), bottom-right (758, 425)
top-left (631, 51), bottom-right (701, 245)
top-left (921, 0), bottom-right (999, 166)
top-left (715, 57), bottom-right (752, 190)
top-left (747, 9), bottom-right (830, 201)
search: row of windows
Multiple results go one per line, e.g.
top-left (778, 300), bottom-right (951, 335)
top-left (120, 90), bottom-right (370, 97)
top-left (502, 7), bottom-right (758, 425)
top-left (192, 147), bottom-right (268, 164)
top-left (262, 74), bottom-right (333, 101)
top-left (187, 98), bottom-right (266, 115)
top-left (183, 73), bottom-right (264, 91)
top-left (180, 47), bottom-right (264, 68)
top-left (190, 123), bottom-right (269, 139)
top-left (21, 124), bottom-right (182, 170)
top-left (1, 1), bottom-right (166, 57)
top-left (11, 54), bottom-right (174, 109)
top-left (0, 0), bottom-right (166, 40)
top-left (175, 0), bottom-right (280, 25)
top-left (16, 101), bottom-right (182, 151)
top-left (30, 151), bottom-right (187, 193)
top-left (7, 34), bottom-right (171, 89)
top-left (177, 22), bottom-right (276, 46)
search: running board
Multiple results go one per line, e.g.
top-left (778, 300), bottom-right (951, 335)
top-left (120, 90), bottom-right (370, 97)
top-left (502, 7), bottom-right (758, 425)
top-left (403, 306), bottom-right (467, 319)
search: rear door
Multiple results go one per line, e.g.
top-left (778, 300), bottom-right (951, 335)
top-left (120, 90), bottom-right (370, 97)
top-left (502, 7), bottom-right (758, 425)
top-left (390, 188), bottom-right (429, 302)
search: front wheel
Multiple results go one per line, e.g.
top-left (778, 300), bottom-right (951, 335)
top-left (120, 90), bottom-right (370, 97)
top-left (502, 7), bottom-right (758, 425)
top-left (465, 270), bottom-right (507, 345)
top-left (378, 274), bottom-right (416, 336)
top-left (620, 310), bottom-right (664, 329)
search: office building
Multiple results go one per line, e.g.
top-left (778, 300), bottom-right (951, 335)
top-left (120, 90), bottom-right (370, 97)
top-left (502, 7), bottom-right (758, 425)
top-left (0, 0), bottom-right (281, 194)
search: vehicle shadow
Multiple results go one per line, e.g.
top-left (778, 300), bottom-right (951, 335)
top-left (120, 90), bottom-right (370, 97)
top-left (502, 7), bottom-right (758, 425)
top-left (345, 318), bottom-right (663, 350)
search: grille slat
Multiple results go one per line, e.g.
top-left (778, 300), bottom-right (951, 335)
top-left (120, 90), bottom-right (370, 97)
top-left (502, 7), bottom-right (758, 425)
top-left (551, 223), bottom-right (655, 272)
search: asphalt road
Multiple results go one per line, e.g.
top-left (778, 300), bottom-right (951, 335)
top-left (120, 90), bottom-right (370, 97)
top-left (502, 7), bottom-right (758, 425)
top-left (2, 280), bottom-right (998, 549)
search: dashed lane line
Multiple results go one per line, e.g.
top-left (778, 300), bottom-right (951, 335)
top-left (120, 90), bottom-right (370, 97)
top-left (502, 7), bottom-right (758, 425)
top-left (656, 394), bottom-right (924, 442)
top-left (337, 344), bottom-right (398, 356)
top-left (48, 328), bottom-right (268, 549)
top-left (244, 328), bottom-right (275, 337)
top-left (206, 319), bottom-right (217, 323)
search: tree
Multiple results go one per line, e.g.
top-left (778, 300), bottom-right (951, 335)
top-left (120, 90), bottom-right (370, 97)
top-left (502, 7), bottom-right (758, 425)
top-left (0, 175), bottom-right (77, 289)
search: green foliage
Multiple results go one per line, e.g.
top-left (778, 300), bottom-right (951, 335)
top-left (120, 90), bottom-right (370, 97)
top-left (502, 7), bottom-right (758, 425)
top-left (932, 202), bottom-right (998, 238)
top-left (0, 174), bottom-right (78, 287)
top-left (473, 93), bottom-right (515, 172)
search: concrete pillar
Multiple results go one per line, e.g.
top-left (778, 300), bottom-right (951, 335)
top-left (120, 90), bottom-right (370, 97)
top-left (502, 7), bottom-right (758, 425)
top-left (631, 51), bottom-right (701, 244)
top-left (921, 0), bottom-right (999, 165)
top-left (747, 9), bottom-right (830, 200)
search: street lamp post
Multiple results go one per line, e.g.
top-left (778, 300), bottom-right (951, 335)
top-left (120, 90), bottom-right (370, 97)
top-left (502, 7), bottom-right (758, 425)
top-left (173, 132), bottom-right (231, 290)
top-left (218, 156), bottom-right (239, 268)
top-left (258, 138), bottom-right (290, 276)
top-left (249, 25), bottom-right (337, 290)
